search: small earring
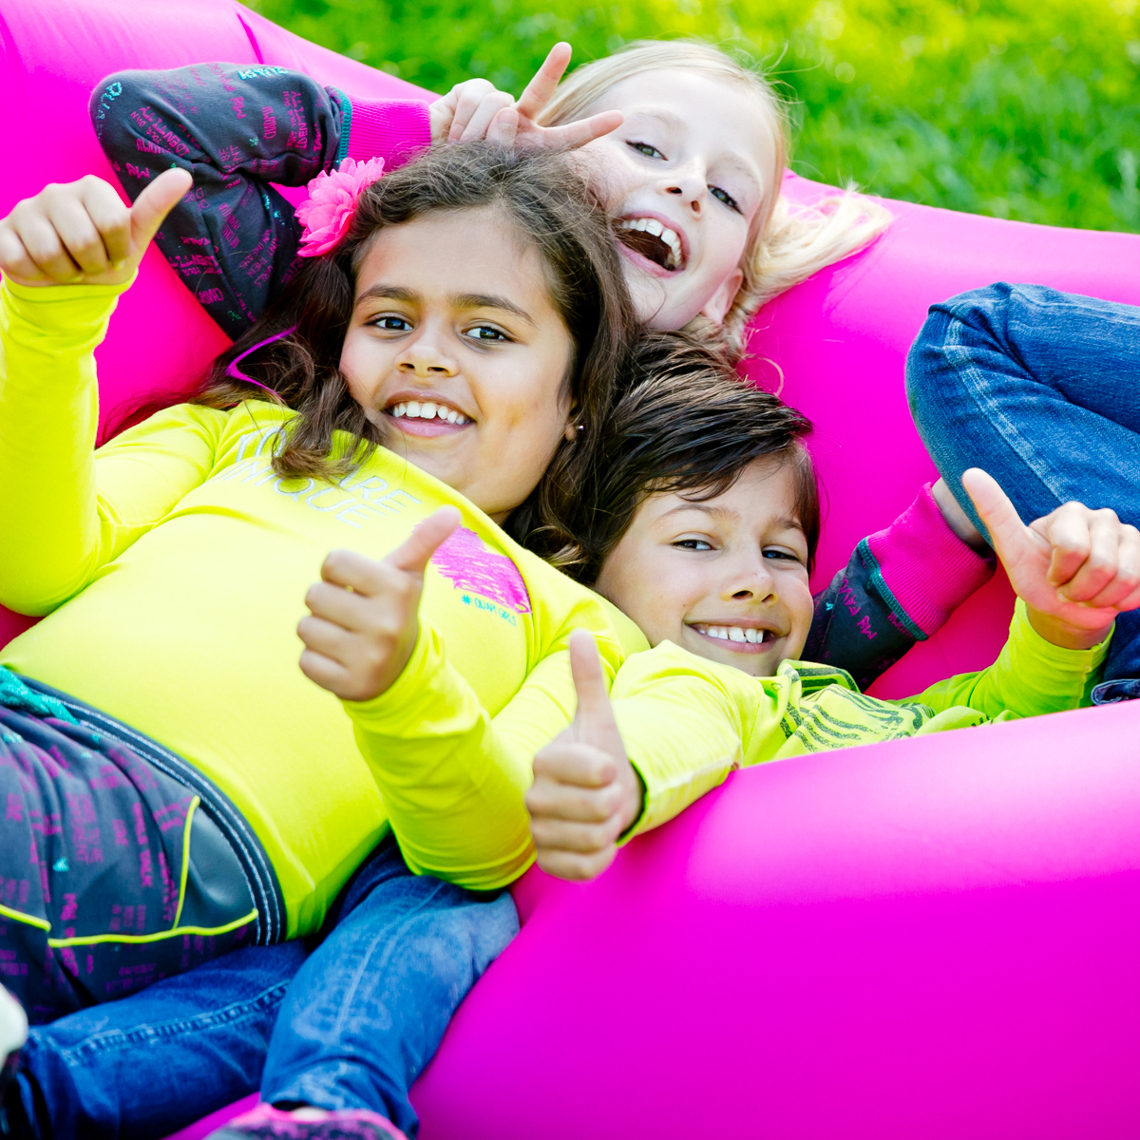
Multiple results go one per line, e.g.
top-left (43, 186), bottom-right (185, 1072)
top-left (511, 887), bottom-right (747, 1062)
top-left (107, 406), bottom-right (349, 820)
top-left (576, 424), bottom-right (584, 432)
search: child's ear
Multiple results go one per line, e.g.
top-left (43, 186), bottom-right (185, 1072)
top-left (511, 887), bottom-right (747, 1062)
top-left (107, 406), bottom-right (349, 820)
top-left (701, 267), bottom-right (744, 326)
top-left (563, 401), bottom-right (582, 442)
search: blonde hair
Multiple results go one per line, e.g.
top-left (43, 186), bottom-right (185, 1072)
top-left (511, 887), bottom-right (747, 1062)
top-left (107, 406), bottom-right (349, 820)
top-left (539, 40), bottom-right (893, 358)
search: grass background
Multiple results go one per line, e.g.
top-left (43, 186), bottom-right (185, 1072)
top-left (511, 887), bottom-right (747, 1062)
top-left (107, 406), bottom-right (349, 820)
top-left (248, 0), bottom-right (1140, 233)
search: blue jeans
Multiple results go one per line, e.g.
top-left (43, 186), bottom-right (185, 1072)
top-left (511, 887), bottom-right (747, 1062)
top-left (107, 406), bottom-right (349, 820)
top-left (10, 838), bottom-right (518, 1139)
top-left (906, 282), bottom-right (1140, 680)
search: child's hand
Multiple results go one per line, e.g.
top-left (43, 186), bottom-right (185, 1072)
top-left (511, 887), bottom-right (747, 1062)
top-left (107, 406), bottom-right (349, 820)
top-left (431, 44), bottom-right (623, 151)
top-left (526, 630), bottom-right (643, 881)
top-left (298, 507), bottom-right (461, 702)
top-left (0, 168), bottom-right (192, 288)
top-left (963, 468), bottom-right (1140, 650)
top-left (430, 78), bottom-right (515, 143)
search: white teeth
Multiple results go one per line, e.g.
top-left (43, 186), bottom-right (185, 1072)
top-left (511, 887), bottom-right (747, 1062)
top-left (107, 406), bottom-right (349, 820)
top-left (389, 400), bottom-right (470, 424)
top-left (617, 217), bottom-right (684, 271)
top-left (696, 624), bottom-right (770, 646)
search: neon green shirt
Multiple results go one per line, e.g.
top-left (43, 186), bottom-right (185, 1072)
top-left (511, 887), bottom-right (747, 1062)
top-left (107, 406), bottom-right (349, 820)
top-left (342, 584), bottom-right (1108, 868)
top-left (0, 277), bottom-right (647, 935)
top-left (609, 598), bottom-right (1108, 834)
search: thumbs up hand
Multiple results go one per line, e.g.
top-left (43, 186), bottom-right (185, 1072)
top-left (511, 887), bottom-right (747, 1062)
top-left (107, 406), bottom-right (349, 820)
top-left (526, 629), bottom-right (644, 881)
top-left (963, 468), bottom-right (1140, 651)
top-left (298, 507), bottom-right (462, 702)
top-left (0, 169), bottom-right (193, 288)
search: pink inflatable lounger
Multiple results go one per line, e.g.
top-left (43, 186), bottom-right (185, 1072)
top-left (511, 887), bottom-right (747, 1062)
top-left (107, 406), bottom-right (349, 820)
top-left (2, 1), bottom-right (1140, 1135)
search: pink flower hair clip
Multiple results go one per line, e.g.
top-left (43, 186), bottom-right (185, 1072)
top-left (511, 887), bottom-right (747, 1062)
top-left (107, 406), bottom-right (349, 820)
top-left (295, 156), bottom-right (387, 258)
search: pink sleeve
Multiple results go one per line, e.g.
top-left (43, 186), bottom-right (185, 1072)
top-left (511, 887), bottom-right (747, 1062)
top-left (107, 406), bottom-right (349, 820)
top-left (345, 98), bottom-right (431, 169)
top-left (864, 483), bottom-right (996, 638)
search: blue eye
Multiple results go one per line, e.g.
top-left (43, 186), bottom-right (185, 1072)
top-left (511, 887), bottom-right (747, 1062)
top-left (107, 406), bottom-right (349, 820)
top-left (628, 140), bottom-right (666, 161)
top-left (763, 548), bottom-right (801, 562)
top-left (711, 185), bottom-right (741, 213)
top-left (370, 315), bottom-right (412, 331)
top-left (674, 538), bottom-right (713, 551)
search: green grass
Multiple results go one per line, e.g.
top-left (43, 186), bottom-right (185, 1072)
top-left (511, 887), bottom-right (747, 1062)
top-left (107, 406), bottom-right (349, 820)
top-left (248, 0), bottom-right (1140, 232)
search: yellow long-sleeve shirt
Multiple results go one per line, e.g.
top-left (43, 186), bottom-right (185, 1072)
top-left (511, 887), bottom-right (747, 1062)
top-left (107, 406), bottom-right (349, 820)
top-left (0, 278), bottom-right (647, 936)
top-left (0, 279), bottom-right (1108, 924)
top-left (345, 594), bottom-right (1107, 870)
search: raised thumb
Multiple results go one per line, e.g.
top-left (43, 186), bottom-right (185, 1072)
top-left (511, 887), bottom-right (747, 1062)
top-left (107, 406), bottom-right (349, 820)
top-left (129, 167), bottom-right (193, 252)
top-left (387, 506), bottom-right (462, 576)
top-left (962, 468), bottom-right (1025, 561)
top-left (568, 629), bottom-right (619, 749)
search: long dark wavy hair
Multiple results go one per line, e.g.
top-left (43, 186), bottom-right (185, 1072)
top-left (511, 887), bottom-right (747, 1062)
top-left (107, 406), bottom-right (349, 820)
top-left (187, 144), bottom-right (637, 557)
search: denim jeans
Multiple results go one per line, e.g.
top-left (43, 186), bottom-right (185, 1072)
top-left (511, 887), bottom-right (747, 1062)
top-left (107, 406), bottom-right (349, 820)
top-left (906, 282), bottom-right (1140, 680)
top-left (11, 837), bottom-right (518, 1139)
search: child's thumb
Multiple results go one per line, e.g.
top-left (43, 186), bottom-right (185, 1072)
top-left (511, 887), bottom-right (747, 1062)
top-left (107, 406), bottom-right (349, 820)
top-left (387, 506), bottom-right (462, 576)
top-left (962, 468), bottom-right (1024, 561)
top-left (569, 629), bottom-right (621, 751)
top-left (129, 168), bottom-right (193, 252)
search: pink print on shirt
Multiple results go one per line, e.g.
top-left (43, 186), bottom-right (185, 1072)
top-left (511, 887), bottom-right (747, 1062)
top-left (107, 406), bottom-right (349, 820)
top-left (431, 527), bottom-right (531, 615)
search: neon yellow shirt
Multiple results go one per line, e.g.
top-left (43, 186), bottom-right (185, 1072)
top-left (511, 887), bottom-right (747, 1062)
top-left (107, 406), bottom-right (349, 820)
top-left (610, 598), bottom-right (1108, 833)
top-left (343, 593), bottom-right (1108, 870)
top-left (0, 277), bottom-right (647, 935)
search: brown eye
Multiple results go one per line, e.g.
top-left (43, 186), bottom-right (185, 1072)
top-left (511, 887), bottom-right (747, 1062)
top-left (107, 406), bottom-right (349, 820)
top-left (369, 315), bottom-right (412, 331)
top-left (464, 325), bottom-right (511, 343)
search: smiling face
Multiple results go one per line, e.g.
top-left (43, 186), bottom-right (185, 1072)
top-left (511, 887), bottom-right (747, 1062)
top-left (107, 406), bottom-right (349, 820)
top-left (595, 458), bottom-right (813, 676)
top-left (339, 206), bottom-right (576, 520)
top-left (573, 68), bottom-right (777, 330)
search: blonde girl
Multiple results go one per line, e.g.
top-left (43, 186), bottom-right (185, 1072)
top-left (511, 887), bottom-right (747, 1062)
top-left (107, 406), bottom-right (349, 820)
top-left (90, 40), bottom-right (890, 360)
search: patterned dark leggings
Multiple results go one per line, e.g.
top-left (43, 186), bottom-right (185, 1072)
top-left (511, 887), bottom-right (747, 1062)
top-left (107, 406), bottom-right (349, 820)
top-left (0, 667), bottom-right (284, 1022)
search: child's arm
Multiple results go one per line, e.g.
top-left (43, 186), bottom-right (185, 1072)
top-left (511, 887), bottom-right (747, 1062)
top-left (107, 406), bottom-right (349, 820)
top-left (90, 49), bottom-right (620, 340)
top-left (803, 481), bottom-right (995, 688)
top-left (906, 469), bottom-right (1139, 717)
top-left (297, 513), bottom-right (645, 889)
top-left (90, 64), bottom-right (430, 338)
top-left (527, 474), bottom-right (1138, 879)
top-left (0, 172), bottom-right (231, 614)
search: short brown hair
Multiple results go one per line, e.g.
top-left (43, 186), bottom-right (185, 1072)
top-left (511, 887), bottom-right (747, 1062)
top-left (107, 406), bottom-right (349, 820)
top-left (567, 332), bottom-right (819, 584)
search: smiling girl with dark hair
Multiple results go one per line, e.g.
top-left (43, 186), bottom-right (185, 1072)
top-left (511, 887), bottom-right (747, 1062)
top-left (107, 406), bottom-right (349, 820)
top-left (0, 143), bottom-right (647, 1140)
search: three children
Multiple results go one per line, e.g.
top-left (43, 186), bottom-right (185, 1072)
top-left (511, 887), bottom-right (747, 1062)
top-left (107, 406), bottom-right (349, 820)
top-left (0, 35), bottom-right (1129, 1140)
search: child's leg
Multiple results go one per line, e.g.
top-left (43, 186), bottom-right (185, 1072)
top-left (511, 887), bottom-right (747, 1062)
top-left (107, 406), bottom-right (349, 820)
top-left (0, 669), bottom-right (282, 1019)
top-left (255, 837), bottom-right (518, 1136)
top-left (906, 282), bottom-right (1140, 680)
top-left (5, 941), bottom-right (305, 1140)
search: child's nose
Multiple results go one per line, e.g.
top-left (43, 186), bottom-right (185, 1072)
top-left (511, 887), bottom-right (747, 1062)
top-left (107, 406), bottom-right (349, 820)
top-left (396, 340), bottom-right (458, 378)
top-left (663, 165), bottom-right (708, 210)
top-left (724, 557), bottom-right (778, 602)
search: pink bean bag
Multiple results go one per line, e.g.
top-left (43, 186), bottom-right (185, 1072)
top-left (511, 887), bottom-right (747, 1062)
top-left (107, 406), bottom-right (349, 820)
top-left (3, 2), bottom-right (1140, 1135)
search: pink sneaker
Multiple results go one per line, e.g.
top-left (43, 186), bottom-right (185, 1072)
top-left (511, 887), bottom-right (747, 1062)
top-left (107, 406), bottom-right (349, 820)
top-left (207, 1103), bottom-right (408, 1140)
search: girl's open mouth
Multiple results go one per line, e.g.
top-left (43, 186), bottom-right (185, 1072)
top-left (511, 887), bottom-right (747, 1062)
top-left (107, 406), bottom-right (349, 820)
top-left (383, 398), bottom-right (473, 438)
top-left (615, 216), bottom-right (686, 274)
